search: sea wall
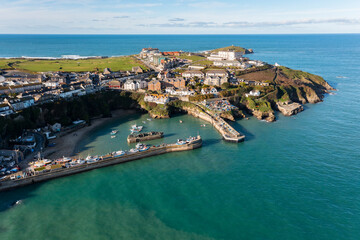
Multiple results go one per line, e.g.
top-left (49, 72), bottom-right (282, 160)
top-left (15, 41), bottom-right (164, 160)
top-left (0, 139), bottom-right (202, 192)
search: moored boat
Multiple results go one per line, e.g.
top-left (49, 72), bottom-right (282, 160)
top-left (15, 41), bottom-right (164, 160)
top-left (112, 150), bottom-right (125, 157)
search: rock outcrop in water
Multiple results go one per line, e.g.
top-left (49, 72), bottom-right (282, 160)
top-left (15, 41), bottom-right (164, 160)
top-left (276, 101), bottom-right (304, 116)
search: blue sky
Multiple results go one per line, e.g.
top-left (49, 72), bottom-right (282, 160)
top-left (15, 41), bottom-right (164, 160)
top-left (0, 0), bottom-right (359, 34)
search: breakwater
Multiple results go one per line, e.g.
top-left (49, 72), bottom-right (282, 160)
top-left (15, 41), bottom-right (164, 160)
top-left (127, 131), bottom-right (164, 143)
top-left (0, 137), bottom-right (202, 192)
top-left (182, 104), bottom-right (245, 142)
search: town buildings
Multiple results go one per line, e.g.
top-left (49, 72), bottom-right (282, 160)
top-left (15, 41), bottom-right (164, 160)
top-left (148, 80), bottom-right (162, 91)
top-left (144, 94), bottom-right (170, 104)
top-left (182, 70), bottom-right (204, 79)
top-left (124, 79), bottom-right (148, 91)
top-left (204, 70), bottom-right (229, 86)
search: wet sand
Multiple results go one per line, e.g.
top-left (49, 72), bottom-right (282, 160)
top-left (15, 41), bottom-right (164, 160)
top-left (43, 109), bottom-right (136, 159)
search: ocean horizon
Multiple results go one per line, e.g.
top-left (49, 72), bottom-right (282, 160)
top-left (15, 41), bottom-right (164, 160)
top-left (1, 34), bottom-right (359, 240)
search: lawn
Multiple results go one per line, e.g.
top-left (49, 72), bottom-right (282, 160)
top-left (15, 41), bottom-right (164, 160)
top-left (0, 56), bottom-right (148, 73)
top-left (178, 54), bottom-right (206, 62)
top-left (211, 46), bottom-right (247, 53)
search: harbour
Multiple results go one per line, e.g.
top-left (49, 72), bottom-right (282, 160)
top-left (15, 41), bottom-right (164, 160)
top-left (0, 135), bottom-right (202, 192)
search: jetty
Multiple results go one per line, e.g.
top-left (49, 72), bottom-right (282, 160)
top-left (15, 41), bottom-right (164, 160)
top-left (186, 103), bottom-right (245, 142)
top-left (0, 136), bottom-right (202, 192)
top-left (127, 131), bottom-right (163, 143)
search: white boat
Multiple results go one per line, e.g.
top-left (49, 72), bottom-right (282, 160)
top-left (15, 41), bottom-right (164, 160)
top-left (112, 150), bottom-right (125, 157)
top-left (176, 139), bottom-right (187, 145)
top-left (111, 135), bottom-right (116, 139)
top-left (129, 148), bottom-right (139, 153)
top-left (110, 130), bottom-right (118, 135)
top-left (179, 120), bottom-right (183, 123)
top-left (142, 121), bottom-right (146, 124)
top-left (85, 155), bottom-right (99, 163)
top-left (136, 143), bottom-right (150, 152)
top-left (147, 118), bottom-right (152, 121)
top-left (130, 124), bottom-right (143, 133)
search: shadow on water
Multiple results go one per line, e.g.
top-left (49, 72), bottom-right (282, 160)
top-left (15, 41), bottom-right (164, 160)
top-left (230, 121), bottom-right (255, 142)
top-left (0, 182), bottom-right (44, 213)
top-left (163, 133), bottom-right (176, 138)
top-left (203, 138), bottom-right (222, 147)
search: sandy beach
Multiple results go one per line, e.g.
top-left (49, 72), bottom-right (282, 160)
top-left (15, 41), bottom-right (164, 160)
top-left (42, 109), bottom-right (137, 159)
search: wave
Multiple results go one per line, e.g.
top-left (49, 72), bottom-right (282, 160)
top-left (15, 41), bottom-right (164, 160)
top-left (0, 54), bottom-right (126, 60)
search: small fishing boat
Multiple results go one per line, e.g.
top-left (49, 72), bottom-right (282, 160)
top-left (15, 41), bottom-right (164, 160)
top-left (111, 135), bottom-right (116, 139)
top-left (129, 148), bottom-right (139, 153)
top-left (136, 143), bottom-right (150, 152)
top-left (142, 121), bottom-right (146, 124)
top-left (85, 155), bottom-right (99, 163)
top-left (110, 130), bottom-right (118, 135)
top-left (147, 118), bottom-right (152, 121)
top-left (11, 200), bottom-right (22, 207)
top-left (130, 124), bottom-right (143, 133)
top-left (112, 150), bottom-right (125, 157)
top-left (179, 120), bottom-right (183, 123)
top-left (176, 139), bottom-right (187, 145)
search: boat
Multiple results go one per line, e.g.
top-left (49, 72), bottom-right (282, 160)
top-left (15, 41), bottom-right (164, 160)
top-left (176, 139), bottom-right (187, 145)
top-left (179, 120), bottom-right (183, 123)
top-left (147, 118), bottom-right (152, 121)
top-left (112, 150), bottom-right (125, 157)
top-left (111, 135), bottom-right (116, 139)
top-left (11, 200), bottom-right (22, 207)
top-left (142, 121), bottom-right (146, 124)
top-left (110, 130), bottom-right (118, 135)
top-left (129, 148), bottom-right (139, 153)
top-left (136, 143), bottom-right (150, 152)
top-left (85, 155), bottom-right (99, 163)
top-left (130, 124), bottom-right (143, 133)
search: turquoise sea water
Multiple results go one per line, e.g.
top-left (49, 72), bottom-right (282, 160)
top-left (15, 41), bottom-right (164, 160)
top-left (0, 34), bottom-right (360, 240)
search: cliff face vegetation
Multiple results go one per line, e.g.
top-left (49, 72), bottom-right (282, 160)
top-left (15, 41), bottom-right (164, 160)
top-left (239, 66), bottom-right (334, 105)
top-left (230, 65), bottom-right (334, 120)
top-left (0, 91), bottom-right (141, 146)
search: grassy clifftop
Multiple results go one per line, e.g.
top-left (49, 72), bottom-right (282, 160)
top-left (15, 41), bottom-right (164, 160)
top-left (278, 66), bottom-right (334, 90)
top-left (0, 56), bottom-right (148, 73)
top-left (210, 46), bottom-right (252, 54)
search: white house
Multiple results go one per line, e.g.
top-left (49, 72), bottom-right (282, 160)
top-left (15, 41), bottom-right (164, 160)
top-left (245, 90), bottom-right (261, 97)
top-left (182, 70), bottom-right (204, 79)
top-left (213, 60), bottom-right (242, 67)
top-left (204, 70), bottom-right (229, 86)
top-left (0, 103), bottom-right (14, 116)
top-left (248, 60), bottom-right (264, 67)
top-left (7, 97), bottom-right (35, 111)
top-left (124, 80), bottom-right (148, 91)
top-left (144, 94), bottom-right (170, 104)
top-left (201, 87), bottom-right (218, 95)
top-left (165, 87), bottom-right (195, 96)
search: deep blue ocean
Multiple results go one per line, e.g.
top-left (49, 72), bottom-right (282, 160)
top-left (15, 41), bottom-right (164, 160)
top-left (0, 34), bottom-right (359, 240)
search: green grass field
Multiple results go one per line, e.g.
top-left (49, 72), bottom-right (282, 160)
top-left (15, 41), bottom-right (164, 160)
top-left (0, 56), bottom-right (147, 73)
top-left (177, 54), bottom-right (206, 62)
top-left (211, 46), bottom-right (247, 53)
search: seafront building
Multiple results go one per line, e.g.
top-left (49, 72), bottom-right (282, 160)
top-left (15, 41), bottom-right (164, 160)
top-left (144, 93), bottom-right (170, 104)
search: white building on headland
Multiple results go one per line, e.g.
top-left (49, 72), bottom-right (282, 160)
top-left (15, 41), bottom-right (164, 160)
top-left (208, 51), bottom-right (243, 61)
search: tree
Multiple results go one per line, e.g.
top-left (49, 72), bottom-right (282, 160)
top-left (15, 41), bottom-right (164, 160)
top-left (221, 82), bottom-right (230, 90)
